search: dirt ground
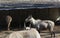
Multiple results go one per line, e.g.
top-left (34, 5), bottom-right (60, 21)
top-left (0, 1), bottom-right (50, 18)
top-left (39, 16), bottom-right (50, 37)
top-left (40, 25), bottom-right (60, 38)
top-left (0, 25), bottom-right (60, 38)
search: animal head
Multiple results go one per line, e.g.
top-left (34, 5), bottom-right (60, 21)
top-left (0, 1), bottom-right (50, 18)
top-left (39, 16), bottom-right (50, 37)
top-left (56, 17), bottom-right (60, 21)
top-left (25, 15), bottom-right (33, 22)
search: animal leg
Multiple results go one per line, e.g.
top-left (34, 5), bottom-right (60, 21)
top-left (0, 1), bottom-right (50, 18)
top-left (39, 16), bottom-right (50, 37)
top-left (51, 32), bottom-right (53, 38)
top-left (52, 32), bottom-right (55, 38)
top-left (38, 30), bottom-right (41, 33)
top-left (8, 23), bottom-right (10, 30)
top-left (51, 28), bottom-right (55, 38)
top-left (48, 28), bottom-right (53, 38)
top-left (36, 27), bottom-right (41, 33)
top-left (24, 22), bottom-right (26, 30)
top-left (29, 24), bottom-right (31, 29)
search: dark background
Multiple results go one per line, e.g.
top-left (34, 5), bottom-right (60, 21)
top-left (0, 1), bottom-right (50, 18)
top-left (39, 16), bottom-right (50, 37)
top-left (0, 8), bottom-right (53, 30)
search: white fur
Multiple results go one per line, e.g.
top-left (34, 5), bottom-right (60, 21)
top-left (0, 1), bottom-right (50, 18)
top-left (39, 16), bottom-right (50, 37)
top-left (56, 17), bottom-right (60, 21)
top-left (26, 27), bottom-right (30, 30)
top-left (42, 20), bottom-right (55, 31)
top-left (25, 16), bottom-right (55, 32)
top-left (6, 28), bottom-right (41, 38)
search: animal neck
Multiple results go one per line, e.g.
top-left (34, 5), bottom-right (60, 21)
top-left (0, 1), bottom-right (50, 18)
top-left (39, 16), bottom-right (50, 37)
top-left (30, 18), bottom-right (36, 24)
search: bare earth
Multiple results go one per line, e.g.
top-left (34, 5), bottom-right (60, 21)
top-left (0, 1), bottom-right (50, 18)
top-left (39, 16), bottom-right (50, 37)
top-left (0, 25), bottom-right (60, 38)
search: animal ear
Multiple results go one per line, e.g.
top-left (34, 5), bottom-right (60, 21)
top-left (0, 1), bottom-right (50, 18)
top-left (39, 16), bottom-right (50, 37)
top-left (30, 15), bottom-right (32, 17)
top-left (28, 15), bottom-right (32, 18)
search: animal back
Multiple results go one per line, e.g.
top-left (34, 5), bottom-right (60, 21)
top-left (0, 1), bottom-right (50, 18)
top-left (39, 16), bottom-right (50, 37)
top-left (6, 16), bottom-right (12, 23)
